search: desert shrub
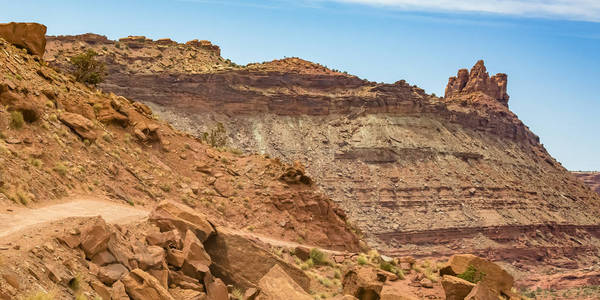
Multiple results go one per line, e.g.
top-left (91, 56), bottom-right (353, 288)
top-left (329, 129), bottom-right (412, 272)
top-left (70, 49), bottom-right (106, 85)
top-left (102, 132), bottom-right (113, 142)
top-left (10, 111), bottom-right (24, 128)
top-left (396, 268), bottom-right (405, 280)
top-left (16, 189), bottom-right (30, 205)
top-left (367, 249), bottom-right (381, 263)
top-left (202, 122), bottom-right (228, 147)
top-left (93, 103), bottom-right (103, 114)
top-left (75, 294), bottom-right (88, 300)
top-left (310, 248), bottom-right (327, 265)
top-left (357, 254), bottom-right (368, 265)
top-left (380, 261), bottom-right (405, 280)
top-left (159, 183), bottom-right (171, 192)
top-left (24, 291), bottom-right (55, 300)
top-left (53, 163), bottom-right (68, 176)
top-left (457, 265), bottom-right (485, 283)
top-left (318, 277), bottom-right (332, 287)
top-left (379, 261), bottom-right (394, 272)
top-left (69, 274), bottom-right (82, 291)
top-left (231, 288), bottom-right (243, 300)
top-left (302, 258), bottom-right (315, 270)
top-left (30, 158), bottom-right (43, 168)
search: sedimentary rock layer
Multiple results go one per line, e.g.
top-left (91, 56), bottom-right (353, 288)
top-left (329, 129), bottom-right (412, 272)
top-left (573, 171), bottom-right (600, 195)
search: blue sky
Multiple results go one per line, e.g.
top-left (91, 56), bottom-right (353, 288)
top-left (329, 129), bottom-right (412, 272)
top-left (2, 0), bottom-right (599, 170)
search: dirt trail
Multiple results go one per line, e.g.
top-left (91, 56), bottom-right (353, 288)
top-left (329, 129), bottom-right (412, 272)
top-left (0, 199), bottom-right (347, 255)
top-left (0, 199), bottom-right (149, 239)
top-left (233, 230), bottom-right (347, 255)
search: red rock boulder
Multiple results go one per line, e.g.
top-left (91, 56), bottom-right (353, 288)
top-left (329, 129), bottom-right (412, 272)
top-left (0, 22), bottom-right (47, 56)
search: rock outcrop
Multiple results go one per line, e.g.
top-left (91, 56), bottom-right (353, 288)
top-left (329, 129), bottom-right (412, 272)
top-left (204, 226), bottom-right (311, 291)
top-left (440, 254), bottom-right (515, 298)
top-left (59, 112), bottom-right (98, 141)
top-left (0, 22), bottom-right (47, 56)
top-left (445, 60), bottom-right (509, 106)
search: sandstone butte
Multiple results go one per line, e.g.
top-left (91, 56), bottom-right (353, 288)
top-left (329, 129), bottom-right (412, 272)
top-left (0, 22), bottom-right (598, 299)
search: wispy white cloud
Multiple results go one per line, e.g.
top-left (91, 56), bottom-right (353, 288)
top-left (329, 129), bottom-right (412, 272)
top-left (324, 0), bottom-right (600, 22)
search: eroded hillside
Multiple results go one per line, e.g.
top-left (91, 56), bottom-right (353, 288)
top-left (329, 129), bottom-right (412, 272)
top-left (0, 33), bottom-right (360, 252)
top-left (44, 34), bottom-right (600, 272)
top-left (45, 34), bottom-right (600, 260)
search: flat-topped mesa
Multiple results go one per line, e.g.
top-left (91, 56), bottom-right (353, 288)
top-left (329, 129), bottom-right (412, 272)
top-left (0, 22), bottom-right (47, 57)
top-left (445, 60), bottom-right (509, 106)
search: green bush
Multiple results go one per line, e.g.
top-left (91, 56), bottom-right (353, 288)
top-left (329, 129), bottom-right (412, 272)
top-left (309, 248), bottom-right (326, 265)
top-left (379, 261), bottom-right (394, 272)
top-left (202, 122), bottom-right (228, 147)
top-left (24, 291), bottom-right (55, 300)
top-left (54, 163), bottom-right (68, 176)
top-left (70, 49), bottom-right (106, 85)
top-left (16, 189), bottom-right (30, 205)
top-left (379, 261), bottom-right (405, 280)
top-left (357, 254), bottom-right (368, 265)
top-left (457, 265), bottom-right (486, 283)
top-left (231, 288), bottom-right (243, 300)
top-left (10, 111), bottom-right (24, 128)
top-left (69, 274), bottom-right (82, 291)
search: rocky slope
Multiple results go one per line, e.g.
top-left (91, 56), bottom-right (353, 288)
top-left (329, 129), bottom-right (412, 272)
top-left (573, 171), bottom-right (600, 195)
top-left (0, 27), bottom-right (360, 253)
top-left (44, 34), bottom-right (600, 274)
top-left (0, 22), bottom-right (379, 300)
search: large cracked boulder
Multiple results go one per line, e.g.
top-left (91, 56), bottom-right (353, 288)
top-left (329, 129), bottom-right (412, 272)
top-left (204, 226), bottom-right (310, 291)
top-left (442, 275), bottom-right (476, 300)
top-left (258, 264), bottom-right (312, 300)
top-left (80, 217), bottom-right (112, 258)
top-left (122, 269), bottom-right (175, 300)
top-left (149, 201), bottom-right (215, 242)
top-left (440, 254), bottom-right (514, 295)
top-left (0, 22), bottom-right (47, 56)
top-left (342, 266), bottom-right (387, 300)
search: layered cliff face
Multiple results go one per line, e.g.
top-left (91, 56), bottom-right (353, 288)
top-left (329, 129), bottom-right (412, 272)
top-left (46, 35), bottom-right (600, 269)
top-left (573, 172), bottom-right (600, 195)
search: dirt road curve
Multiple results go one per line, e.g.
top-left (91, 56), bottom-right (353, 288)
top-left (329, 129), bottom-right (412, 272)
top-left (0, 199), bottom-right (149, 238)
